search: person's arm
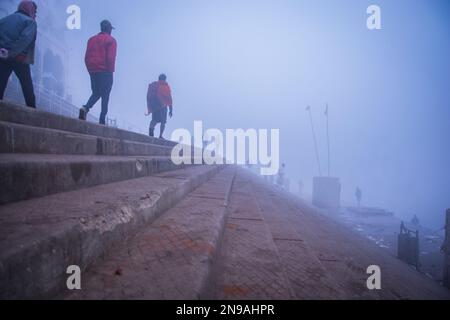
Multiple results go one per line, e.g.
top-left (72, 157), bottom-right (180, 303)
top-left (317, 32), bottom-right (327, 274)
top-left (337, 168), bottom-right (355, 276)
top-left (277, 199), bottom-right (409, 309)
top-left (8, 20), bottom-right (37, 58)
top-left (106, 38), bottom-right (117, 73)
top-left (84, 38), bottom-right (91, 69)
top-left (168, 86), bottom-right (173, 117)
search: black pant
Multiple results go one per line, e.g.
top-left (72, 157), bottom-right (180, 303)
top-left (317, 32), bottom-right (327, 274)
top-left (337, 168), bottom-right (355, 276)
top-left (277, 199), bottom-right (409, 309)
top-left (85, 72), bottom-right (113, 125)
top-left (0, 59), bottom-right (36, 108)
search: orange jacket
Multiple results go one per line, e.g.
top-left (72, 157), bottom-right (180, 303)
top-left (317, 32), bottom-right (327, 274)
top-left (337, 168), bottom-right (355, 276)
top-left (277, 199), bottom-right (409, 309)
top-left (85, 32), bottom-right (117, 73)
top-left (147, 80), bottom-right (173, 114)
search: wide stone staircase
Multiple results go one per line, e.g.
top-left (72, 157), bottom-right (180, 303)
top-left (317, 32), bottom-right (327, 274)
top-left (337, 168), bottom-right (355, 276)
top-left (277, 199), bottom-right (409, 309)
top-left (1, 101), bottom-right (449, 300)
top-left (0, 101), bottom-right (224, 299)
top-left (61, 167), bottom-right (450, 300)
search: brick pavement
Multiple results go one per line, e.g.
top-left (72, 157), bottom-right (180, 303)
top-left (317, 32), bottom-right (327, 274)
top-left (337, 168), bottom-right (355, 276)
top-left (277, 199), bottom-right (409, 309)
top-left (246, 169), bottom-right (450, 300)
top-left (64, 167), bottom-right (450, 300)
top-left (208, 173), bottom-right (293, 300)
top-left (65, 167), bottom-right (235, 299)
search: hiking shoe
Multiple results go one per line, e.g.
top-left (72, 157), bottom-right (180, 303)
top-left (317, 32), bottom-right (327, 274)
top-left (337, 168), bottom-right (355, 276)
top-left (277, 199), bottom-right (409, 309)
top-left (79, 107), bottom-right (88, 121)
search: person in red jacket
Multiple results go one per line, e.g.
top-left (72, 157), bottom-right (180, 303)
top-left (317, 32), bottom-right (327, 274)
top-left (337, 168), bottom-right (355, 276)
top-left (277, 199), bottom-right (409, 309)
top-left (146, 74), bottom-right (173, 139)
top-left (79, 20), bottom-right (117, 125)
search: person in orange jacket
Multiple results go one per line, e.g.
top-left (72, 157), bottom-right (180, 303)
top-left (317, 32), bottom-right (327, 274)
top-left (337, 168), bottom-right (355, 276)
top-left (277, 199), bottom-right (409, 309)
top-left (146, 74), bottom-right (173, 139)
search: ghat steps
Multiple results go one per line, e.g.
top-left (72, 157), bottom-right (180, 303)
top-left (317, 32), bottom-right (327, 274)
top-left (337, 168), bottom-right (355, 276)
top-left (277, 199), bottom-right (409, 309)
top-left (0, 101), bottom-right (222, 299)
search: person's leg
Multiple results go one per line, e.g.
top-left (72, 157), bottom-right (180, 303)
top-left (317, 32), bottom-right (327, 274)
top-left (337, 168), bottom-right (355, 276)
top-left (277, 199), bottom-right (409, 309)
top-left (99, 73), bottom-right (113, 125)
top-left (0, 60), bottom-right (13, 100)
top-left (12, 62), bottom-right (36, 108)
top-left (85, 73), bottom-right (101, 109)
top-left (80, 73), bottom-right (101, 120)
top-left (149, 119), bottom-right (157, 137)
top-left (159, 123), bottom-right (166, 139)
top-left (159, 107), bottom-right (168, 139)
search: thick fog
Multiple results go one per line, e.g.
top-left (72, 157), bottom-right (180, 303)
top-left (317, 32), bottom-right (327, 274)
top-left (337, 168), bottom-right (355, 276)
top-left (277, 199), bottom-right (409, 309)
top-left (17, 0), bottom-right (450, 228)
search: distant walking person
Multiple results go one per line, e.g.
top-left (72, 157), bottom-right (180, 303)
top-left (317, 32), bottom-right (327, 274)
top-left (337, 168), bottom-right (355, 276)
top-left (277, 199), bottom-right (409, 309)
top-left (355, 187), bottom-right (362, 208)
top-left (0, 1), bottom-right (37, 108)
top-left (79, 20), bottom-right (117, 125)
top-left (146, 74), bottom-right (173, 139)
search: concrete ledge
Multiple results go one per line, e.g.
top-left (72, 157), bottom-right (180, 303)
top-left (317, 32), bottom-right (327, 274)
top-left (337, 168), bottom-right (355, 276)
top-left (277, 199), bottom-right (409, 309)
top-left (0, 121), bottom-right (174, 157)
top-left (0, 154), bottom-right (188, 205)
top-left (0, 165), bottom-right (223, 299)
top-left (0, 101), bottom-right (176, 147)
top-left (65, 166), bottom-right (236, 300)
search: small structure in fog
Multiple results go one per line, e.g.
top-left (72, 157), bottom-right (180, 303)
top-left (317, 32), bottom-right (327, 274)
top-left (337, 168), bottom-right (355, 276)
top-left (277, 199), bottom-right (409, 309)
top-left (443, 209), bottom-right (450, 289)
top-left (398, 222), bottom-right (420, 270)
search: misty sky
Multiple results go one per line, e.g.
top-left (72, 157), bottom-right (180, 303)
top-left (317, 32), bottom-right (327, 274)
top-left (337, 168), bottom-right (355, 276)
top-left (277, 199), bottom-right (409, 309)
top-left (35, 0), bottom-right (450, 228)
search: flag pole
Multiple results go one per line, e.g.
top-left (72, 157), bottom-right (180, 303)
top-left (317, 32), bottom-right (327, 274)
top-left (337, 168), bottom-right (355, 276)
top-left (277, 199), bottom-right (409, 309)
top-left (325, 103), bottom-right (330, 177)
top-left (306, 106), bottom-right (322, 176)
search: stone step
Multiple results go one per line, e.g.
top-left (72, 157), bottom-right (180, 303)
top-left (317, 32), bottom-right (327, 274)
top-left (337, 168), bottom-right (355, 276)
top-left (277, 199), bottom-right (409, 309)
top-left (0, 121), bottom-right (174, 157)
top-left (206, 169), bottom-right (294, 300)
top-left (0, 165), bottom-right (223, 299)
top-left (0, 101), bottom-right (176, 148)
top-left (248, 172), bottom-right (450, 300)
top-left (64, 166), bottom-right (235, 300)
top-left (248, 173), bottom-right (347, 299)
top-left (0, 154), bottom-right (197, 205)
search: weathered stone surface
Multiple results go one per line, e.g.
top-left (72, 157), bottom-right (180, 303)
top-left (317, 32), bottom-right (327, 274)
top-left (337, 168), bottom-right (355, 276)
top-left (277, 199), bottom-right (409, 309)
top-left (65, 167), bottom-right (235, 300)
top-left (0, 165), bottom-right (221, 299)
top-left (0, 101), bottom-right (176, 147)
top-left (0, 121), bottom-right (173, 156)
top-left (0, 154), bottom-right (188, 205)
top-left (208, 172), bottom-right (294, 300)
top-left (247, 171), bottom-right (450, 300)
top-left (58, 168), bottom-right (450, 300)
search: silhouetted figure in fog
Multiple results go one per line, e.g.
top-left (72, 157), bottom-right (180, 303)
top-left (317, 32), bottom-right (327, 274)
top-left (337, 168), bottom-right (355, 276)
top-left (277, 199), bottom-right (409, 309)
top-left (146, 74), bottom-right (173, 139)
top-left (411, 214), bottom-right (420, 227)
top-left (355, 187), bottom-right (362, 208)
top-left (0, 1), bottom-right (37, 108)
top-left (277, 163), bottom-right (286, 188)
top-left (79, 20), bottom-right (117, 125)
top-left (298, 180), bottom-right (303, 197)
top-left (285, 178), bottom-right (291, 192)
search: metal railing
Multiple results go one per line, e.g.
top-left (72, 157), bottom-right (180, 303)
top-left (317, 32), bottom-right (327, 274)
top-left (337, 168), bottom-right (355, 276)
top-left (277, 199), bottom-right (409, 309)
top-left (4, 78), bottom-right (145, 134)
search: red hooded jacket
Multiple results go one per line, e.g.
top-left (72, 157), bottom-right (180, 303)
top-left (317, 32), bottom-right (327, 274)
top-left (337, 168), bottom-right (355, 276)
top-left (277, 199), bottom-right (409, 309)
top-left (147, 81), bottom-right (173, 114)
top-left (85, 32), bottom-right (117, 73)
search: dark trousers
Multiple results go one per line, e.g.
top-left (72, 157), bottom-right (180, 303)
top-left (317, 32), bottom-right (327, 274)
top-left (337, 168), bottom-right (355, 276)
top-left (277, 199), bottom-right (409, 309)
top-left (85, 72), bottom-right (113, 125)
top-left (0, 59), bottom-right (36, 108)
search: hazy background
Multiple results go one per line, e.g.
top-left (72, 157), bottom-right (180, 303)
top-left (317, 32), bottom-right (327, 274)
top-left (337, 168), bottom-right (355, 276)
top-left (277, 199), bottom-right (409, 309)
top-left (38, 0), bottom-right (450, 228)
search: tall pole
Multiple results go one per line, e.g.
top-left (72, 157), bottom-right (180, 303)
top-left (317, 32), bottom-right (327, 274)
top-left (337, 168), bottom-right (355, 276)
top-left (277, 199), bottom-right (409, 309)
top-left (306, 106), bottom-right (322, 176)
top-left (325, 103), bottom-right (330, 177)
top-left (444, 209), bottom-right (450, 289)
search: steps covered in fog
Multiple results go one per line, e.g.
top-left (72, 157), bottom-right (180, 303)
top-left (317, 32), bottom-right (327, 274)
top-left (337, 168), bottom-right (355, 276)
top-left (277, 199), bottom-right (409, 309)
top-left (0, 165), bottom-right (221, 299)
top-left (0, 101), bottom-right (224, 299)
top-left (0, 101), bottom-right (176, 148)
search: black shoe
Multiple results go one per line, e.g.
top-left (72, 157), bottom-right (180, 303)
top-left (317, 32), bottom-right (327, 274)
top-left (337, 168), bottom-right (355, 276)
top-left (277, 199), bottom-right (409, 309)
top-left (149, 128), bottom-right (155, 137)
top-left (79, 107), bottom-right (88, 121)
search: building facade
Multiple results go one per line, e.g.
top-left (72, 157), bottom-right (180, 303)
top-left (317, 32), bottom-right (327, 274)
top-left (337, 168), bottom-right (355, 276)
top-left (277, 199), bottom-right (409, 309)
top-left (0, 0), bottom-right (101, 122)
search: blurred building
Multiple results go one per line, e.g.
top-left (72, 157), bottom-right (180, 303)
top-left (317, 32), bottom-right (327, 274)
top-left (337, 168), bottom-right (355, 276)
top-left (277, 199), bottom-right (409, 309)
top-left (0, 0), bottom-right (104, 123)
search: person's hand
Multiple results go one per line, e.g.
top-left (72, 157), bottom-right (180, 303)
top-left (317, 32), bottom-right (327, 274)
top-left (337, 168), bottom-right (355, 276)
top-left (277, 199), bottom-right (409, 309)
top-left (169, 110), bottom-right (173, 118)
